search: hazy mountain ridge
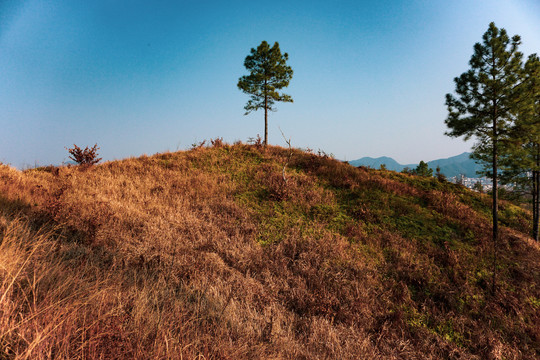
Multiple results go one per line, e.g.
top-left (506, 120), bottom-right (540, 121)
top-left (349, 152), bottom-right (484, 178)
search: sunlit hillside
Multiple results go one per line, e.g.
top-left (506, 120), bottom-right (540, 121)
top-left (1, 141), bottom-right (539, 359)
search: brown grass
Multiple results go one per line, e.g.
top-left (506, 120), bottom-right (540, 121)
top-left (0, 142), bottom-right (539, 359)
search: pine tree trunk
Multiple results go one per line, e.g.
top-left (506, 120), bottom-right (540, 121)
top-left (534, 169), bottom-right (539, 241)
top-left (491, 111), bottom-right (499, 294)
top-left (264, 79), bottom-right (268, 146)
top-left (532, 144), bottom-right (540, 241)
top-left (264, 95), bottom-right (268, 146)
top-left (532, 172), bottom-right (536, 239)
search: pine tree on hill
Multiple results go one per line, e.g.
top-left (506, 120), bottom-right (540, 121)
top-left (500, 54), bottom-right (540, 240)
top-left (445, 22), bottom-right (524, 291)
top-left (413, 161), bottom-right (433, 177)
top-left (238, 41), bottom-right (293, 146)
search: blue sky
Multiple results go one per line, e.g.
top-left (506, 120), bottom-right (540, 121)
top-left (1, 0), bottom-right (539, 168)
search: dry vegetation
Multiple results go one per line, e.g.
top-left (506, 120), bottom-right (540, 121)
top-left (0, 142), bottom-right (539, 359)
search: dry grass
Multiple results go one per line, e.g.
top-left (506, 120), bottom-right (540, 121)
top-left (0, 142), bottom-right (539, 359)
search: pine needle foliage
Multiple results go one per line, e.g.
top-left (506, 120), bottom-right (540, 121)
top-left (412, 161), bottom-right (433, 177)
top-left (238, 41), bottom-right (293, 146)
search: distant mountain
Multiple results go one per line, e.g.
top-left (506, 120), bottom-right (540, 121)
top-left (349, 152), bottom-right (484, 178)
top-left (426, 153), bottom-right (484, 178)
top-left (348, 156), bottom-right (404, 172)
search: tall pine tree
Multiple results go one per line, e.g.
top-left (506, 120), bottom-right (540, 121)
top-left (445, 22), bottom-right (523, 291)
top-left (238, 41), bottom-right (293, 146)
top-left (500, 54), bottom-right (540, 240)
top-left (522, 55), bottom-right (540, 241)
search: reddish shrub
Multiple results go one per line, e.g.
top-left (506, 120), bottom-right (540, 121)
top-left (66, 144), bottom-right (102, 166)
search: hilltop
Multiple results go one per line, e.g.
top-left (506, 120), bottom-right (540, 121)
top-left (349, 152), bottom-right (483, 178)
top-left (1, 143), bottom-right (539, 359)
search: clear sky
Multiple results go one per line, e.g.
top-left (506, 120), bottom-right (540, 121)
top-left (1, 0), bottom-right (539, 168)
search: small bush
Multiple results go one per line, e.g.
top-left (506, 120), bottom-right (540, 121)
top-left (436, 166), bottom-right (447, 182)
top-left (191, 140), bottom-right (206, 150)
top-left (66, 144), bottom-right (102, 166)
top-left (210, 137), bottom-right (225, 147)
top-left (248, 134), bottom-right (263, 148)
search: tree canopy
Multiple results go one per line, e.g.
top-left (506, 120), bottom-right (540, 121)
top-left (413, 161), bottom-right (433, 177)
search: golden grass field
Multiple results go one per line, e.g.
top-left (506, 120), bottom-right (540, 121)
top-left (1, 142), bottom-right (539, 359)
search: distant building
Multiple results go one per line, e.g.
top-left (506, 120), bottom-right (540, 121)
top-left (449, 175), bottom-right (514, 191)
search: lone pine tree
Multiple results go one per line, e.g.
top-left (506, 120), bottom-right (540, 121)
top-left (445, 22), bottom-right (523, 292)
top-left (238, 41), bottom-right (293, 146)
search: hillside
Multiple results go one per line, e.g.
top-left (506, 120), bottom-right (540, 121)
top-left (1, 143), bottom-right (539, 359)
top-left (349, 152), bottom-right (484, 178)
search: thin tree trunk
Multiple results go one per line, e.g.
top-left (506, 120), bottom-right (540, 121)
top-left (532, 144), bottom-right (540, 241)
top-left (264, 96), bottom-right (268, 146)
top-left (534, 169), bottom-right (539, 241)
top-left (491, 108), bottom-right (499, 294)
top-left (264, 80), bottom-right (268, 146)
top-left (532, 172), bottom-right (536, 239)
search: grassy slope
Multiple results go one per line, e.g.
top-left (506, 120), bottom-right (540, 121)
top-left (0, 143), bottom-right (539, 359)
